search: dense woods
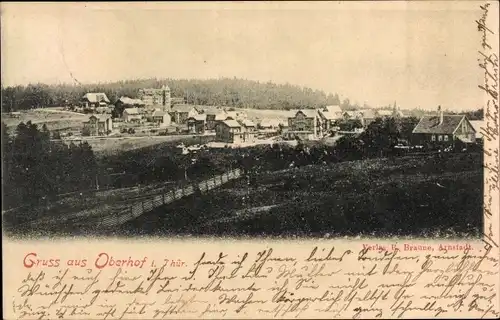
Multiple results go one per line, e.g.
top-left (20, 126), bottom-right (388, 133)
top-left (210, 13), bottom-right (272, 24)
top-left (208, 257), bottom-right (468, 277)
top-left (2, 78), bottom-right (354, 112)
top-left (2, 121), bottom-right (98, 209)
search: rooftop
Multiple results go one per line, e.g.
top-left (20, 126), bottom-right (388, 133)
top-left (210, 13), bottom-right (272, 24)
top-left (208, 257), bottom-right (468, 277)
top-left (319, 105), bottom-right (342, 120)
top-left (118, 96), bottom-right (145, 106)
top-left (222, 119), bottom-right (241, 128)
top-left (412, 114), bottom-right (469, 134)
top-left (240, 119), bottom-right (256, 127)
top-left (188, 114), bottom-right (207, 121)
top-left (294, 109), bottom-right (319, 118)
top-left (152, 110), bottom-right (166, 117)
top-left (123, 107), bottom-right (142, 115)
top-left (171, 104), bottom-right (199, 113)
top-left (85, 114), bottom-right (111, 122)
top-left (82, 93), bottom-right (110, 104)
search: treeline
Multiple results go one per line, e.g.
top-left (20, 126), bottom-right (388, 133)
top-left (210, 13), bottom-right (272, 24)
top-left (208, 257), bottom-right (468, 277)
top-left (2, 121), bottom-right (98, 209)
top-left (1, 78), bottom-right (358, 112)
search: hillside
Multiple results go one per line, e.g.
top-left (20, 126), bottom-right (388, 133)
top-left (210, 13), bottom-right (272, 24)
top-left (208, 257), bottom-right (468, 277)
top-left (2, 78), bottom-right (350, 112)
top-left (116, 152), bottom-right (483, 238)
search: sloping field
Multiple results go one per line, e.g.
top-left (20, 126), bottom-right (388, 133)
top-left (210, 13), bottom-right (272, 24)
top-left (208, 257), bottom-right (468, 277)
top-left (64, 135), bottom-right (202, 156)
top-left (3, 109), bottom-right (86, 130)
top-left (117, 152), bottom-right (483, 238)
top-left (236, 108), bottom-right (294, 121)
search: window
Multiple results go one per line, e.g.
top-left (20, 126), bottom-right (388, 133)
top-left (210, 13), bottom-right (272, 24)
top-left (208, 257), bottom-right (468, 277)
top-left (431, 135), bottom-right (436, 141)
top-left (438, 135), bottom-right (443, 141)
top-left (444, 135), bottom-right (449, 141)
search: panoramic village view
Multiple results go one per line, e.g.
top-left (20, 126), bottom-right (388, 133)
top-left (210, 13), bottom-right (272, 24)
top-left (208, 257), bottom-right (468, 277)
top-left (1, 78), bottom-right (484, 238)
top-left (1, 3), bottom-right (487, 239)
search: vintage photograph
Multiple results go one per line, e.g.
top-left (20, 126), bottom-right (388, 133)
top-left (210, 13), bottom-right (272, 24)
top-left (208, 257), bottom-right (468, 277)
top-left (2, 2), bottom-right (486, 239)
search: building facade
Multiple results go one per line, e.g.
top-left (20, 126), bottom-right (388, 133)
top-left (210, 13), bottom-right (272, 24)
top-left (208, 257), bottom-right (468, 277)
top-left (318, 105), bottom-right (342, 132)
top-left (170, 105), bottom-right (200, 124)
top-left (187, 114), bottom-right (207, 134)
top-left (81, 93), bottom-right (110, 109)
top-left (151, 110), bottom-right (171, 126)
top-left (412, 107), bottom-right (476, 145)
top-left (287, 109), bottom-right (323, 140)
top-left (82, 115), bottom-right (113, 136)
top-left (215, 120), bottom-right (244, 143)
top-left (123, 108), bottom-right (144, 122)
top-left (138, 85), bottom-right (171, 112)
top-left (240, 119), bottom-right (257, 143)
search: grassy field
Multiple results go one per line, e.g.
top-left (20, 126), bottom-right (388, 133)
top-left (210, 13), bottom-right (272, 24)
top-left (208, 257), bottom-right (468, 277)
top-left (235, 108), bottom-right (294, 121)
top-left (116, 152), bottom-right (483, 238)
top-left (63, 135), bottom-right (208, 156)
top-left (3, 108), bottom-right (87, 132)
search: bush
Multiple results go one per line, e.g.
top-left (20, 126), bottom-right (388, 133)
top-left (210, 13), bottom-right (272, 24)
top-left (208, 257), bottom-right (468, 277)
top-left (128, 128), bottom-right (136, 134)
top-left (158, 130), bottom-right (169, 136)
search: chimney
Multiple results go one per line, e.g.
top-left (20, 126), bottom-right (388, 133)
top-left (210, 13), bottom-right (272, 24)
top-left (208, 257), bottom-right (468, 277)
top-left (438, 105), bottom-right (443, 125)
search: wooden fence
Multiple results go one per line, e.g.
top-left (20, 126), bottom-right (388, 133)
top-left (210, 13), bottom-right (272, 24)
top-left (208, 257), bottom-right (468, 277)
top-left (95, 168), bottom-right (242, 228)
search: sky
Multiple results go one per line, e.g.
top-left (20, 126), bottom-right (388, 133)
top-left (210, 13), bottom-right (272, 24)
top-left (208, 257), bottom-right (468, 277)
top-left (1, 2), bottom-right (496, 111)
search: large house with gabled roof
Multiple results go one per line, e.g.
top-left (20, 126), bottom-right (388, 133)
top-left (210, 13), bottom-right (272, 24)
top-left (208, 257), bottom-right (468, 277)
top-left (81, 93), bottom-right (110, 109)
top-left (412, 106), bottom-right (476, 145)
top-left (287, 109), bottom-right (324, 140)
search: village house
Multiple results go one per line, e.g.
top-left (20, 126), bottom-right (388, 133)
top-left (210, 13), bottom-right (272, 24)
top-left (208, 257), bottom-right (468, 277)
top-left (122, 107), bottom-right (144, 123)
top-left (115, 96), bottom-right (145, 109)
top-left (170, 104), bottom-right (200, 124)
top-left (95, 105), bottom-right (114, 114)
top-left (138, 85), bottom-right (171, 111)
top-left (287, 109), bottom-right (323, 140)
top-left (170, 97), bottom-right (186, 106)
top-left (82, 114), bottom-right (113, 136)
top-left (225, 110), bottom-right (247, 120)
top-left (216, 119), bottom-right (244, 144)
top-left (198, 108), bottom-right (227, 130)
top-left (342, 110), bottom-right (363, 121)
top-left (151, 110), bottom-right (171, 126)
top-left (412, 106), bottom-right (476, 145)
top-left (239, 119), bottom-right (257, 143)
top-left (8, 111), bottom-right (21, 118)
top-left (187, 114), bottom-right (207, 134)
top-left (318, 105), bottom-right (342, 132)
top-left (81, 93), bottom-right (110, 109)
top-left (258, 118), bottom-right (281, 131)
top-left (358, 109), bottom-right (378, 127)
top-left (376, 106), bottom-right (406, 119)
top-left (469, 120), bottom-right (485, 141)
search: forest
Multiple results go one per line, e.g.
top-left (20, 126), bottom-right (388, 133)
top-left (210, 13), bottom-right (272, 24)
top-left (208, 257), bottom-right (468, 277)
top-left (1, 78), bottom-right (365, 112)
top-left (2, 121), bottom-right (98, 209)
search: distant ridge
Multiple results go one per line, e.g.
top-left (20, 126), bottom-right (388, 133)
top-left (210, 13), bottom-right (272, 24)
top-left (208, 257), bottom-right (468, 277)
top-left (2, 77), bottom-right (352, 112)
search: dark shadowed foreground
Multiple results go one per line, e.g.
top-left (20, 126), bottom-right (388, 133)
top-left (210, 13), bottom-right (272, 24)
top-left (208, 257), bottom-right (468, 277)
top-left (110, 152), bottom-right (483, 238)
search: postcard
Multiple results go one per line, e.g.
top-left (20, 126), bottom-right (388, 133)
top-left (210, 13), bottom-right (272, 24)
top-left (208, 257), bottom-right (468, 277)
top-left (2, 1), bottom-right (499, 319)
